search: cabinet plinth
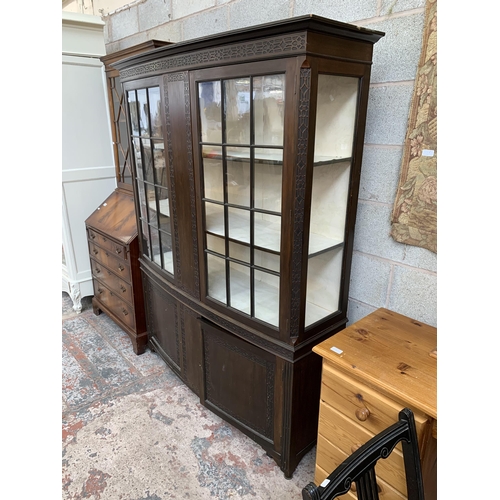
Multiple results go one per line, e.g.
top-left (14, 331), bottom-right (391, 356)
top-left (312, 308), bottom-right (437, 500)
top-left (116, 15), bottom-right (384, 477)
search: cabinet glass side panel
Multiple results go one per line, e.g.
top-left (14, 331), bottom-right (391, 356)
top-left (198, 74), bottom-right (285, 328)
top-left (110, 75), bottom-right (133, 185)
top-left (305, 75), bottom-right (359, 327)
top-left (127, 87), bottom-right (174, 275)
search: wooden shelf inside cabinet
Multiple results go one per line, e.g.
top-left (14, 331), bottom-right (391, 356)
top-left (85, 189), bottom-right (147, 354)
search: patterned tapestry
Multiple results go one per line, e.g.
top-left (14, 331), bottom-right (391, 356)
top-left (390, 0), bottom-right (437, 253)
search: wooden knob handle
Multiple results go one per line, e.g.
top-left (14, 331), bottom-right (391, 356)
top-left (355, 407), bottom-right (370, 421)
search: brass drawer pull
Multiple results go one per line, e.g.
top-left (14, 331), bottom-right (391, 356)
top-left (122, 308), bottom-right (129, 316)
top-left (355, 407), bottom-right (370, 421)
top-left (120, 285), bottom-right (127, 293)
top-left (95, 268), bottom-right (100, 274)
top-left (93, 249), bottom-right (98, 255)
top-left (97, 288), bottom-right (103, 295)
top-left (90, 233), bottom-right (95, 239)
top-left (115, 248), bottom-right (122, 254)
top-left (118, 265), bottom-right (124, 272)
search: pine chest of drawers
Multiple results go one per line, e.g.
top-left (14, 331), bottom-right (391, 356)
top-left (85, 189), bottom-right (147, 354)
top-left (312, 308), bottom-right (437, 500)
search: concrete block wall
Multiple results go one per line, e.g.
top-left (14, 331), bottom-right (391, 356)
top-left (103, 0), bottom-right (437, 327)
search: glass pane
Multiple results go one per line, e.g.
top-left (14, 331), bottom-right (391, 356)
top-left (206, 233), bottom-right (225, 256)
top-left (156, 187), bottom-right (170, 233)
top-left (254, 270), bottom-right (279, 327)
top-left (228, 241), bottom-right (250, 264)
top-left (207, 253), bottom-right (226, 304)
top-left (202, 146), bottom-right (224, 202)
top-left (137, 88), bottom-right (150, 137)
top-left (254, 212), bottom-right (280, 252)
top-left (132, 138), bottom-right (142, 180)
top-left (229, 262), bottom-right (250, 315)
top-left (254, 148), bottom-right (282, 212)
top-left (160, 230), bottom-right (173, 274)
top-left (152, 144), bottom-right (166, 192)
top-left (305, 75), bottom-right (358, 328)
top-left (199, 81), bottom-right (222, 143)
top-left (205, 202), bottom-right (225, 236)
top-left (226, 147), bottom-right (250, 207)
top-left (128, 91), bottom-right (139, 135)
top-left (150, 226), bottom-right (161, 266)
top-left (254, 248), bottom-right (279, 272)
top-left (314, 75), bottom-right (358, 161)
top-left (148, 87), bottom-right (162, 137)
top-left (308, 160), bottom-right (351, 254)
top-left (145, 183), bottom-right (157, 226)
top-left (142, 139), bottom-right (154, 184)
top-left (140, 219), bottom-right (151, 258)
top-left (137, 182), bottom-right (148, 221)
top-left (305, 247), bottom-right (343, 327)
top-left (228, 207), bottom-right (250, 244)
top-left (224, 78), bottom-right (250, 145)
top-left (253, 74), bottom-right (285, 146)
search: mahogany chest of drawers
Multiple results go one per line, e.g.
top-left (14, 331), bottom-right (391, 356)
top-left (85, 189), bottom-right (147, 354)
top-left (312, 308), bottom-right (437, 500)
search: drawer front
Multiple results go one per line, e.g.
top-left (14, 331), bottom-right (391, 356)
top-left (320, 362), bottom-right (427, 438)
top-left (317, 401), bottom-right (408, 495)
top-left (93, 279), bottom-right (135, 330)
top-left (314, 441), bottom-right (405, 500)
top-left (90, 259), bottom-right (133, 304)
top-left (87, 228), bottom-right (128, 260)
top-left (89, 242), bottom-right (131, 283)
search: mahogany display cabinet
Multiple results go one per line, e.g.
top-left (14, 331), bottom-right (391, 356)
top-left (115, 15), bottom-right (384, 477)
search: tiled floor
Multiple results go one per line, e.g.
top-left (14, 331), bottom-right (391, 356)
top-left (62, 292), bottom-right (316, 499)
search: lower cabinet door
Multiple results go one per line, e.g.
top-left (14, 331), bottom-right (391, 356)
top-left (200, 319), bottom-right (276, 446)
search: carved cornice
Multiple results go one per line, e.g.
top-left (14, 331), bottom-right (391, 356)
top-left (121, 33), bottom-right (306, 79)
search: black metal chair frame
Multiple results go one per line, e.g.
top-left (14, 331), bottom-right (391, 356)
top-left (302, 408), bottom-right (425, 500)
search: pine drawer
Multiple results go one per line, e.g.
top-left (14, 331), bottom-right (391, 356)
top-left (320, 362), bottom-right (427, 439)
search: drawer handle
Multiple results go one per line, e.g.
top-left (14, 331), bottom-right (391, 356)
top-left (122, 308), bottom-right (129, 316)
top-left (90, 234), bottom-right (95, 240)
top-left (115, 248), bottom-right (122, 254)
top-left (355, 407), bottom-right (370, 421)
top-left (118, 265), bottom-right (124, 272)
top-left (95, 268), bottom-right (100, 274)
top-left (97, 288), bottom-right (103, 295)
top-left (120, 285), bottom-right (127, 293)
top-left (92, 249), bottom-right (98, 255)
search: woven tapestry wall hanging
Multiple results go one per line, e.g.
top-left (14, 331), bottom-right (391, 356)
top-left (390, 0), bottom-right (437, 253)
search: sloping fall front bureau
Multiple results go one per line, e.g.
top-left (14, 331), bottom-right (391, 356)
top-left (312, 308), bottom-right (437, 500)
